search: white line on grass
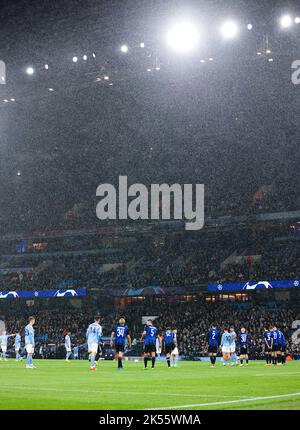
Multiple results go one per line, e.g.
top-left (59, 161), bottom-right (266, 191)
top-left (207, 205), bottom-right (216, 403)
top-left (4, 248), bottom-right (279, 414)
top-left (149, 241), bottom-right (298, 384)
top-left (0, 385), bottom-right (244, 399)
top-left (255, 372), bottom-right (300, 377)
top-left (148, 392), bottom-right (300, 410)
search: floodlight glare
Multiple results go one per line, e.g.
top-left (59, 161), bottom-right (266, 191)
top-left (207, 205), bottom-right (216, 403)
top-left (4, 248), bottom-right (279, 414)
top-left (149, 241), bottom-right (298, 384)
top-left (26, 67), bottom-right (34, 75)
top-left (120, 45), bottom-right (129, 53)
top-left (280, 15), bottom-right (292, 28)
top-left (166, 22), bottom-right (200, 53)
top-left (140, 42), bottom-right (145, 48)
top-left (72, 56), bottom-right (78, 62)
top-left (247, 23), bottom-right (253, 30)
top-left (295, 17), bottom-right (300, 24)
top-left (221, 21), bottom-right (238, 39)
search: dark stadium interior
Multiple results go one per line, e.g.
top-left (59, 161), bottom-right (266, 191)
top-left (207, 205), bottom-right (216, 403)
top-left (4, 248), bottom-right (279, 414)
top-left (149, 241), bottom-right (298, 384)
top-left (1, 0), bottom-right (300, 365)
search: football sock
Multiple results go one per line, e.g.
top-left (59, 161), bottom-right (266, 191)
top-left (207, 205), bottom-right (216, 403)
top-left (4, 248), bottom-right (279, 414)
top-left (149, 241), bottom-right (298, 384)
top-left (91, 355), bottom-right (95, 368)
top-left (167, 357), bottom-right (171, 367)
top-left (152, 357), bottom-right (156, 368)
top-left (118, 357), bottom-right (122, 368)
top-left (240, 359), bottom-right (243, 364)
top-left (144, 357), bottom-right (148, 368)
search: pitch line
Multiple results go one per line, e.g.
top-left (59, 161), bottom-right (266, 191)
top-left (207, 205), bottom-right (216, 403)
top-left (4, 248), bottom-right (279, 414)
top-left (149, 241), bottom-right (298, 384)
top-left (148, 392), bottom-right (300, 410)
top-left (0, 385), bottom-right (244, 399)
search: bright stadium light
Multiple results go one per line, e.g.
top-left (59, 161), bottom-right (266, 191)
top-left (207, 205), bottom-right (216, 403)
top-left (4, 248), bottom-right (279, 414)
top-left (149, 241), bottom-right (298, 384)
top-left (26, 66), bottom-right (34, 75)
top-left (280, 15), bottom-right (292, 28)
top-left (166, 22), bottom-right (200, 53)
top-left (295, 17), bottom-right (300, 24)
top-left (247, 23), bottom-right (253, 30)
top-left (72, 56), bottom-right (78, 63)
top-left (120, 45), bottom-right (129, 53)
top-left (140, 42), bottom-right (145, 48)
top-left (83, 55), bottom-right (88, 61)
top-left (221, 21), bottom-right (239, 39)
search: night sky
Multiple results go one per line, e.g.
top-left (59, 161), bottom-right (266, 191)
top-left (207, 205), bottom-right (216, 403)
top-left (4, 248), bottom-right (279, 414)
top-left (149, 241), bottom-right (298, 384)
top-left (0, 0), bottom-right (300, 233)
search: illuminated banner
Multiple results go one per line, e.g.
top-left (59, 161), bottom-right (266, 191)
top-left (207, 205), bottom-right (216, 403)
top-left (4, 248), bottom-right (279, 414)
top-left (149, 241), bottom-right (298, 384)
top-left (0, 289), bottom-right (87, 299)
top-left (208, 279), bottom-right (300, 292)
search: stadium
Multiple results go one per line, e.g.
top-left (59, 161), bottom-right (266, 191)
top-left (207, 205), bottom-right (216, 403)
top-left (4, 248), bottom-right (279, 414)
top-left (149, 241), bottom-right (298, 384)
top-left (0, 0), bottom-right (300, 419)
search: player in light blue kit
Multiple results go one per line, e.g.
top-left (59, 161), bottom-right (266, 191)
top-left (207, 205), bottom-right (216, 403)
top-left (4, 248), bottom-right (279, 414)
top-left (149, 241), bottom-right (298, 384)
top-left (86, 316), bottom-right (102, 371)
top-left (14, 332), bottom-right (22, 361)
top-left (65, 331), bottom-right (72, 361)
top-left (24, 316), bottom-right (36, 369)
top-left (0, 331), bottom-right (16, 361)
top-left (220, 329), bottom-right (231, 366)
top-left (229, 326), bottom-right (238, 366)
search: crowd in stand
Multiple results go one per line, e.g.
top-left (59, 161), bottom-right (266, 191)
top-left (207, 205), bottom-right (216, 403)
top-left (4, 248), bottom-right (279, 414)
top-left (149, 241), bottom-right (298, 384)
top-left (1, 232), bottom-right (300, 292)
top-left (1, 299), bottom-right (299, 359)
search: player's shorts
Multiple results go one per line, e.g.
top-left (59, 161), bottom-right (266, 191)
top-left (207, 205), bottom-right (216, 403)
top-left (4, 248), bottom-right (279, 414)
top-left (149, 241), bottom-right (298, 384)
top-left (25, 344), bottom-right (34, 354)
top-left (239, 346), bottom-right (248, 355)
top-left (88, 343), bottom-right (98, 354)
top-left (1, 346), bottom-right (7, 353)
top-left (156, 347), bottom-right (162, 354)
top-left (144, 343), bottom-right (156, 354)
top-left (165, 343), bottom-right (175, 354)
top-left (115, 344), bottom-right (125, 353)
top-left (272, 344), bottom-right (279, 352)
top-left (222, 346), bottom-right (231, 353)
top-left (208, 345), bottom-right (218, 354)
top-left (15, 347), bottom-right (20, 352)
top-left (229, 345), bottom-right (236, 353)
top-left (65, 347), bottom-right (71, 352)
top-left (172, 347), bottom-right (179, 356)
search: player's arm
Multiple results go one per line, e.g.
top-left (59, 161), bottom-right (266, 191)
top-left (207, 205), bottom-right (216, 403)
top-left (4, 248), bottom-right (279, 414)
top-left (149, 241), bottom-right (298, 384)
top-left (140, 330), bottom-right (146, 341)
top-left (127, 334), bottom-right (132, 349)
top-left (110, 331), bottom-right (115, 348)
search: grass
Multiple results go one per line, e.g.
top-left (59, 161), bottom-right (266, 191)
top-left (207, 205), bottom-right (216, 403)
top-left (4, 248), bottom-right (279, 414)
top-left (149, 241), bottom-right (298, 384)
top-left (0, 359), bottom-right (299, 410)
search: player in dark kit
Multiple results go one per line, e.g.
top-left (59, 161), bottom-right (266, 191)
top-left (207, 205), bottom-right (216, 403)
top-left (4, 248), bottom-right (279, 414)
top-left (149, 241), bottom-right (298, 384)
top-left (278, 329), bottom-right (287, 365)
top-left (163, 327), bottom-right (176, 368)
top-left (208, 324), bottom-right (219, 367)
top-left (271, 325), bottom-right (280, 365)
top-left (263, 327), bottom-right (273, 366)
top-left (239, 327), bottom-right (249, 366)
top-left (110, 318), bottom-right (131, 370)
top-left (140, 320), bottom-right (158, 369)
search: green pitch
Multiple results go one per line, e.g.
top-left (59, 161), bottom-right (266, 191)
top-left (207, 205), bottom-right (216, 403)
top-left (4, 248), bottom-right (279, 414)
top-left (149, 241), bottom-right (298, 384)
top-left (0, 359), bottom-right (299, 410)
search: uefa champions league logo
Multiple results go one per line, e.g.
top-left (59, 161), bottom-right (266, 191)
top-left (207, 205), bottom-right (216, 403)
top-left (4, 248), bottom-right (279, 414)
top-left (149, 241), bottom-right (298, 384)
top-left (242, 281), bottom-right (273, 290)
top-left (0, 291), bottom-right (19, 299)
top-left (54, 289), bottom-right (78, 297)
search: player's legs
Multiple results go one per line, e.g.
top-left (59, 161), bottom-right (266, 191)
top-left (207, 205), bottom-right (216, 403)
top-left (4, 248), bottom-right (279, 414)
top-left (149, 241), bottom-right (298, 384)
top-left (144, 353), bottom-right (150, 368)
top-left (211, 353), bottom-right (217, 366)
top-left (166, 352), bottom-right (171, 367)
top-left (1, 346), bottom-right (7, 360)
top-left (222, 346), bottom-right (230, 365)
top-left (25, 345), bottom-right (35, 368)
top-left (89, 343), bottom-right (98, 369)
top-left (116, 346), bottom-right (124, 369)
top-left (66, 348), bottom-right (72, 361)
top-left (151, 351), bottom-right (156, 368)
top-left (15, 348), bottom-right (21, 361)
top-left (230, 346), bottom-right (238, 366)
